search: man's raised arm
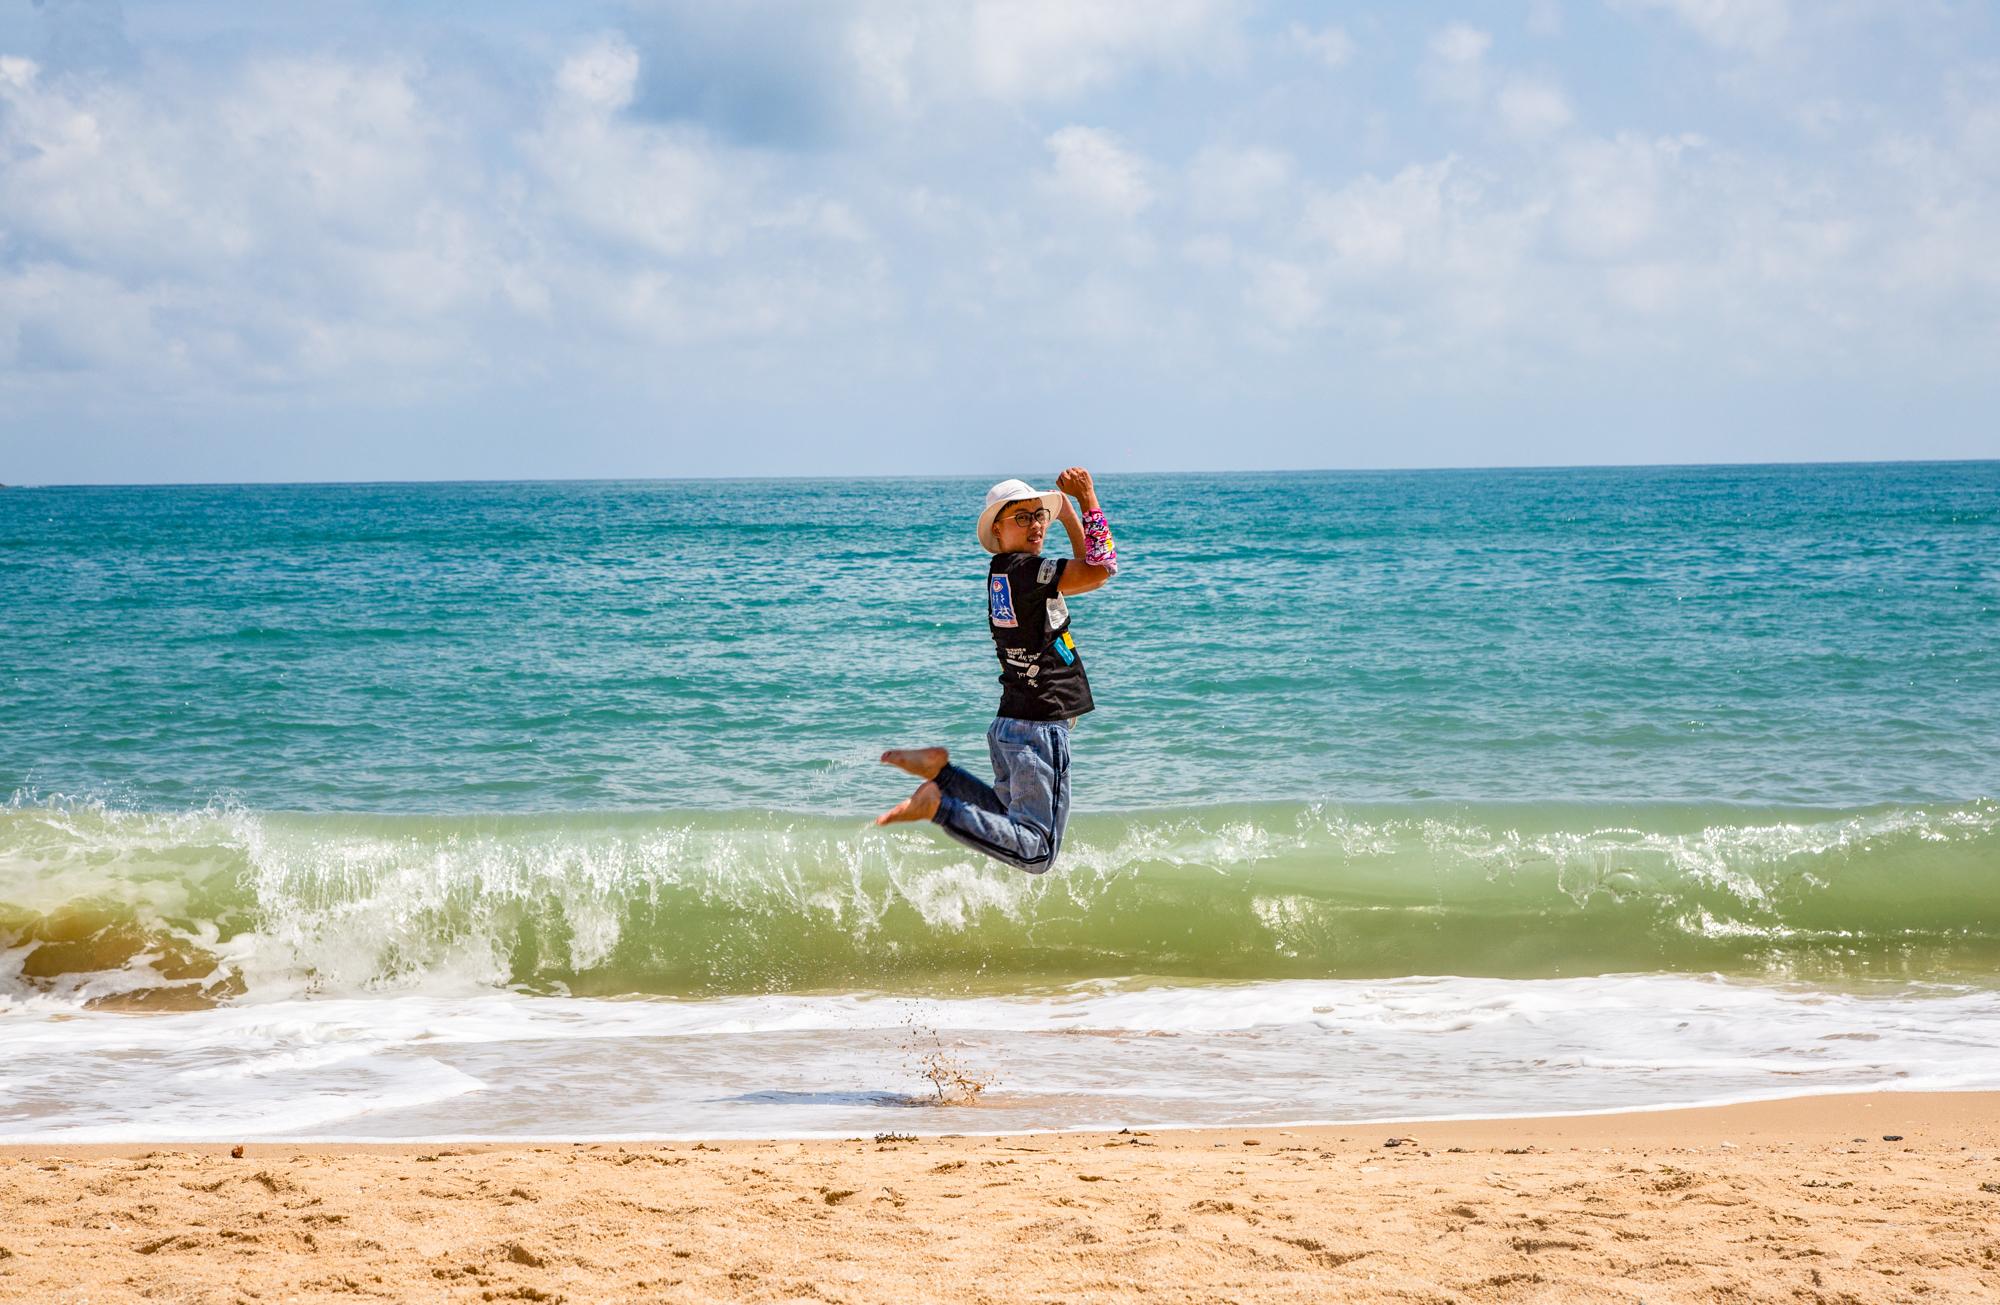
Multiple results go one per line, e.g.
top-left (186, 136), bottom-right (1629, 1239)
top-left (1055, 466), bottom-right (1117, 596)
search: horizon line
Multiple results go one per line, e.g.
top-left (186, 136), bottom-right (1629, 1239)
top-left (4, 454), bottom-right (1996, 491)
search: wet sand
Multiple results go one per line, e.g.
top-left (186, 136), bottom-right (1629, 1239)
top-left (3, 1091), bottom-right (1998, 1303)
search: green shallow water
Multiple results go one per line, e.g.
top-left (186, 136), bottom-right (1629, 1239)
top-left (6, 798), bottom-right (1997, 1001)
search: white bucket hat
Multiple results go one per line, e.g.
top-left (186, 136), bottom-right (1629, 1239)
top-left (976, 478), bottom-right (1067, 553)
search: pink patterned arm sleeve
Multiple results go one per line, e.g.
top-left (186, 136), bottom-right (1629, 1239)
top-left (1081, 508), bottom-right (1118, 574)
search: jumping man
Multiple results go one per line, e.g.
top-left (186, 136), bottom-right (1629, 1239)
top-left (875, 467), bottom-right (1120, 873)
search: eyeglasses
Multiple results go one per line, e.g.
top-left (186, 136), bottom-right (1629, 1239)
top-left (1006, 508), bottom-right (1052, 528)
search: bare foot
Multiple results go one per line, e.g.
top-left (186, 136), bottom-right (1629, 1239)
top-left (879, 747), bottom-right (948, 780)
top-left (875, 781), bottom-right (941, 825)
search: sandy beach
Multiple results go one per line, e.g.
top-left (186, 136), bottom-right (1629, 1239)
top-left (3, 1091), bottom-right (1996, 1303)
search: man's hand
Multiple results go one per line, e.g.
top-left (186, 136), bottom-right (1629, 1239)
top-left (1055, 466), bottom-right (1098, 509)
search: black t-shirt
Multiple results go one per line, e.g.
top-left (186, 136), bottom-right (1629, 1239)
top-left (987, 551), bottom-right (1094, 721)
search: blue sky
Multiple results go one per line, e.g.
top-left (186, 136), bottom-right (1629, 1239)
top-left (1, 0), bottom-right (1996, 483)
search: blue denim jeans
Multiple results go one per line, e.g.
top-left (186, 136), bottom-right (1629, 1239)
top-left (930, 716), bottom-right (1072, 874)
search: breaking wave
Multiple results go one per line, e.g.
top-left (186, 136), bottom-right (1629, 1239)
top-left (4, 796), bottom-right (1998, 1007)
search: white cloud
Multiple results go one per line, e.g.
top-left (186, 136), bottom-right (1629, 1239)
top-left (0, 262), bottom-right (177, 376)
top-left (846, 10), bottom-right (918, 113)
top-left (1305, 161), bottom-right (1453, 270)
top-left (1961, 97), bottom-right (2000, 176)
top-left (1303, 157), bottom-right (1546, 299)
top-left (0, 34), bottom-right (894, 392)
top-left (1049, 271), bottom-right (1157, 342)
top-left (1180, 233), bottom-right (1234, 268)
top-left (1620, 0), bottom-right (1790, 54)
top-left (526, 94), bottom-right (749, 260)
top-left (1042, 125), bottom-right (1154, 219)
top-left (0, 51), bottom-right (494, 390)
top-left (1423, 24), bottom-right (1492, 105)
top-left (1274, 158), bottom-right (1553, 358)
top-left (1421, 27), bottom-right (1573, 143)
top-left (3, 3), bottom-right (1999, 452)
top-left (963, 0), bottom-right (1238, 102)
top-left (1555, 134), bottom-right (1677, 258)
top-left (0, 51), bottom-right (451, 284)
top-left (1188, 145), bottom-right (1292, 223)
top-left (1790, 97), bottom-right (1851, 136)
top-left (1499, 77), bottom-right (1575, 138)
top-left (820, 0), bottom-right (1246, 125)
top-left (1288, 22), bottom-right (1354, 70)
top-left (555, 35), bottom-right (641, 112)
top-left (1600, 260), bottom-right (1674, 313)
top-left (1244, 258), bottom-right (1320, 332)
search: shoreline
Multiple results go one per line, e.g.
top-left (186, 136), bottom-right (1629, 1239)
top-left (6, 1091), bottom-right (1997, 1302)
top-left (5, 1085), bottom-right (1997, 1157)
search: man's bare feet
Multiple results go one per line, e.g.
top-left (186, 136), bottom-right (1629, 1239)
top-left (875, 781), bottom-right (941, 825)
top-left (879, 747), bottom-right (948, 780)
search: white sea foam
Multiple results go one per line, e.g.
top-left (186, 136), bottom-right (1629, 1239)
top-left (4, 974), bottom-right (1998, 1142)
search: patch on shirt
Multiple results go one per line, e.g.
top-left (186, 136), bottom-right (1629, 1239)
top-left (989, 574), bottom-right (1018, 627)
top-left (1045, 593), bottom-right (1068, 630)
top-left (1038, 558), bottom-right (1058, 586)
top-left (1003, 645), bottom-right (1040, 680)
top-left (1051, 629), bottom-right (1076, 665)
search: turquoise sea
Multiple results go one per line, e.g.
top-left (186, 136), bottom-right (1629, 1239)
top-left (3, 464), bottom-right (1998, 1140)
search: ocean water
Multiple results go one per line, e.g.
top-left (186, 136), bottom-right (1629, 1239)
top-left (3, 464), bottom-right (1998, 1140)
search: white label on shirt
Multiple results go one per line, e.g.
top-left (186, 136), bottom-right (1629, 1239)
top-left (1045, 594), bottom-right (1068, 630)
top-left (1038, 558), bottom-right (1058, 586)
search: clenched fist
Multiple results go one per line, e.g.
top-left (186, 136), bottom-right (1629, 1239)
top-left (1055, 466), bottom-right (1097, 506)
